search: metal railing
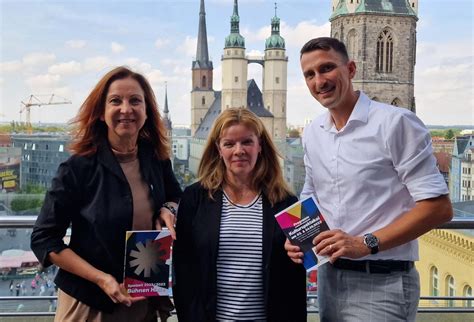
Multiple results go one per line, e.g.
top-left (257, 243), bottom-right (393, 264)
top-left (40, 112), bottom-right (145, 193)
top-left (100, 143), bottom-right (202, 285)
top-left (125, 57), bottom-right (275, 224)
top-left (0, 216), bottom-right (473, 317)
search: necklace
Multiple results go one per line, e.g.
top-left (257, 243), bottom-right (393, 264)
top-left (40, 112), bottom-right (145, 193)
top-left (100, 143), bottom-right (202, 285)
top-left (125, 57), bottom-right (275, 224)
top-left (223, 185), bottom-right (259, 205)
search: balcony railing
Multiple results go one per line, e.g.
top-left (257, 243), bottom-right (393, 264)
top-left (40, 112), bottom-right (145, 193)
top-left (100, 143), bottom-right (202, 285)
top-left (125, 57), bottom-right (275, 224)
top-left (0, 216), bottom-right (473, 318)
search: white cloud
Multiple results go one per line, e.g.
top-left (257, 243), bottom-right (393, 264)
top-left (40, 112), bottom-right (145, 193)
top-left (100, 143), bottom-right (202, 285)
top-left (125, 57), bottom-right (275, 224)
top-left (111, 42), bottom-right (125, 54)
top-left (65, 39), bottom-right (87, 49)
top-left (22, 52), bottom-right (56, 66)
top-left (414, 41), bottom-right (473, 125)
top-left (177, 36), bottom-right (197, 57)
top-left (145, 69), bottom-right (166, 87)
top-left (155, 38), bottom-right (170, 49)
top-left (84, 56), bottom-right (113, 72)
top-left (25, 74), bottom-right (61, 89)
top-left (123, 58), bottom-right (152, 73)
top-left (0, 60), bottom-right (23, 72)
top-left (48, 61), bottom-right (82, 76)
top-left (281, 21), bottom-right (331, 49)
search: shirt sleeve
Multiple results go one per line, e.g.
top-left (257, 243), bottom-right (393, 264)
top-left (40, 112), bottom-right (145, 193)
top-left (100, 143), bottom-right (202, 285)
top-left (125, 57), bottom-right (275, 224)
top-left (30, 160), bottom-right (80, 267)
top-left (386, 111), bottom-right (449, 201)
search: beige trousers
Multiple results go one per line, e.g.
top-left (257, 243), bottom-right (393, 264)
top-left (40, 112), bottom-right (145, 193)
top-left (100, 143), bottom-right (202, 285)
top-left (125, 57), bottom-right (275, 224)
top-left (54, 289), bottom-right (154, 322)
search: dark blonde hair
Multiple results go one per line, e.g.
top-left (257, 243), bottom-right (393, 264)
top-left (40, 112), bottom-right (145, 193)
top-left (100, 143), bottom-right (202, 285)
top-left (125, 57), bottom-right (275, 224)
top-left (69, 66), bottom-right (169, 159)
top-left (198, 108), bottom-right (292, 205)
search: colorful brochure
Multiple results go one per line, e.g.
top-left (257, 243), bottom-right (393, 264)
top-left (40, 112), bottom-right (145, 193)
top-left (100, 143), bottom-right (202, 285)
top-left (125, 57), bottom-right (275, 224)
top-left (275, 196), bottom-right (330, 271)
top-left (123, 230), bottom-right (172, 297)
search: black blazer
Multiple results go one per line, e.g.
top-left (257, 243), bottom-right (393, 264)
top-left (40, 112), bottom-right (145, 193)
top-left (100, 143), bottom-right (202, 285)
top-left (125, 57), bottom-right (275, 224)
top-left (30, 138), bottom-right (182, 312)
top-left (173, 182), bottom-right (307, 322)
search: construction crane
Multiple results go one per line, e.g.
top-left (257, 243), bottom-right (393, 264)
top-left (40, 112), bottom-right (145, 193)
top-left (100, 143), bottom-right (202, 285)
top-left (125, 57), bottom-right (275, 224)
top-left (20, 94), bottom-right (72, 134)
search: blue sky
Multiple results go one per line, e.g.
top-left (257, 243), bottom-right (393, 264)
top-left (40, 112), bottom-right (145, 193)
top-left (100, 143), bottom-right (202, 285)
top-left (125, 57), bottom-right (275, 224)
top-left (0, 0), bottom-right (473, 126)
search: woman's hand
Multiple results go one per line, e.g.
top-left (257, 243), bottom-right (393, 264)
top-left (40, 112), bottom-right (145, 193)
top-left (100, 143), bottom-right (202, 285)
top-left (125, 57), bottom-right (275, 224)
top-left (284, 239), bottom-right (304, 264)
top-left (95, 273), bottom-right (145, 306)
top-left (155, 202), bottom-right (178, 239)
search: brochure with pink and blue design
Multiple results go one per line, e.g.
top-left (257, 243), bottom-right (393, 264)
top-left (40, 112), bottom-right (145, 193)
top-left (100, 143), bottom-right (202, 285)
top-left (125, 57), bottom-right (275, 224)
top-left (275, 196), bottom-right (330, 271)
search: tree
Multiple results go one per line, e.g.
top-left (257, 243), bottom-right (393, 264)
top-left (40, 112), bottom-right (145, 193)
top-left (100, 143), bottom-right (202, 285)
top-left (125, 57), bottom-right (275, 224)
top-left (288, 129), bottom-right (301, 138)
top-left (444, 129), bottom-right (454, 140)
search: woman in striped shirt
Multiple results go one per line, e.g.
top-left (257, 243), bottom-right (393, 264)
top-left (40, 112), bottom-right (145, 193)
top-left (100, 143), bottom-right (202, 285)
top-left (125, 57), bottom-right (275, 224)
top-left (173, 108), bottom-right (307, 321)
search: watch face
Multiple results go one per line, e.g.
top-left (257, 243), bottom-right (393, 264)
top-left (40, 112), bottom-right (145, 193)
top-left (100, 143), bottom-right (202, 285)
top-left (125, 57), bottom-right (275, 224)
top-left (364, 234), bottom-right (378, 248)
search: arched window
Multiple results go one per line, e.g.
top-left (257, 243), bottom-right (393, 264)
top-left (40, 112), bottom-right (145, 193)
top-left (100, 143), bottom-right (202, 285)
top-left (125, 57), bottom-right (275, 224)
top-left (464, 285), bottom-right (472, 307)
top-left (376, 28), bottom-right (394, 73)
top-left (372, 96), bottom-right (380, 102)
top-left (391, 98), bottom-right (402, 107)
top-left (201, 96), bottom-right (205, 105)
top-left (333, 32), bottom-right (339, 41)
top-left (346, 29), bottom-right (358, 60)
top-left (202, 75), bottom-right (207, 88)
top-left (430, 266), bottom-right (439, 296)
top-left (445, 275), bottom-right (455, 307)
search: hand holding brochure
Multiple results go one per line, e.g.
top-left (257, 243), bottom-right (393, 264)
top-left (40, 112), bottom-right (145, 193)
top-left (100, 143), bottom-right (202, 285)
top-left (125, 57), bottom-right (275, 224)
top-left (275, 196), bottom-right (330, 271)
top-left (123, 230), bottom-right (172, 297)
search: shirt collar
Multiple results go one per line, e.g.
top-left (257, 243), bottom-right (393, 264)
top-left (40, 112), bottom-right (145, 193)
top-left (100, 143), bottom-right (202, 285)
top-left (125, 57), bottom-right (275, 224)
top-left (319, 91), bottom-right (370, 132)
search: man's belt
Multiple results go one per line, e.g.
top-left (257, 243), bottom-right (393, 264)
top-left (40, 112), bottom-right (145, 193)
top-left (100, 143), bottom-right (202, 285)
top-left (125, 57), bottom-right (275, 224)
top-left (332, 258), bottom-right (414, 274)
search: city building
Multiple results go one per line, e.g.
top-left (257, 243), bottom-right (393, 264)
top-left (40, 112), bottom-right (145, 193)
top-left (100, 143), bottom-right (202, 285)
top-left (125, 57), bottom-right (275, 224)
top-left (0, 146), bottom-right (21, 192)
top-left (330, 0), bottom-right (418, 111)
top-left (189, 0), bottom-right (288, 175)
top-left (11, 134), bottom-right (71, 189)
top-left (450, 135), bottom-right (474, 202)
top-left (417, 201), bottom-right (474, 307)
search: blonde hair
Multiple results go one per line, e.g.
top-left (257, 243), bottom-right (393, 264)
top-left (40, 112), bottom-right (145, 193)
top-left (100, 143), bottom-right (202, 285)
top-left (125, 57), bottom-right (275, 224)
top-left (198, 108), bottom-right (293, 205)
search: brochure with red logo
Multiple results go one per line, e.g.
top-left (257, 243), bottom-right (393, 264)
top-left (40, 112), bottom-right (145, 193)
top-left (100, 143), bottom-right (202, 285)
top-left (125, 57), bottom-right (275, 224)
top-left (123, 230), bottom-right (172, 297)
top-left (275, 196), bottom-right (330, 271)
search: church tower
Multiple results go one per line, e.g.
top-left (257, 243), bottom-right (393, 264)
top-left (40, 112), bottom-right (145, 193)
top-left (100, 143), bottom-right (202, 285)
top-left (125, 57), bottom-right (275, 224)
top-left (191, 0), bottom-right (214, 135)
top-left (330, 0), bottom-right (418, 112)
top-left (163, 83), bottom-right (172, 140)
top-left (263, 5), bottom-right (288, 140)
top-left (221, 0), bottom-right (248, 110)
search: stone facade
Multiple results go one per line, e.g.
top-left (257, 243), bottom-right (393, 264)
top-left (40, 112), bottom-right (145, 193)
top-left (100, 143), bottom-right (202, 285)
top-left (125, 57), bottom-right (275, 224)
top-left (330, 1), bottom-right (418, 111)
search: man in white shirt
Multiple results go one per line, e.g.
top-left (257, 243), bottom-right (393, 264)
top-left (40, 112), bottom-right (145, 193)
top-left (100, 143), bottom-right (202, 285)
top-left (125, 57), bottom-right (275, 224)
top-left (285, 37), bottom-right (453, 321)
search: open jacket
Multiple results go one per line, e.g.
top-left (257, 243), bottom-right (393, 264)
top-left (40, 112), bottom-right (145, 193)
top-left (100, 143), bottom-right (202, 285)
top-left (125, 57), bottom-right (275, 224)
top-left (173, 182), bottom-right (307, 322)
top-left (30, 138), bottom-right (182, 312)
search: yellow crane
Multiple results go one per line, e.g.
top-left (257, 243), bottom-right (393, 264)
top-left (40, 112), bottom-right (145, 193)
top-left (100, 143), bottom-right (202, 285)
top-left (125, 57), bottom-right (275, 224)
top-left (20, 94), bottom-right (72, 134)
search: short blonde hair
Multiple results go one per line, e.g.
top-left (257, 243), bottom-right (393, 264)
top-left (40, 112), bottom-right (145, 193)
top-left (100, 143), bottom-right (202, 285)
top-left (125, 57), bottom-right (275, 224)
top-left (198, 108), bottom-right (293, 205)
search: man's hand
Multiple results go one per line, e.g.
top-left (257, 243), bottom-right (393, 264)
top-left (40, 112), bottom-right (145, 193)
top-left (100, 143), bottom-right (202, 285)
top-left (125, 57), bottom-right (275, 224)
top-left (284, 239), bottom-right (304, 264)
top-left (313, 229), bottom-right (370, 263)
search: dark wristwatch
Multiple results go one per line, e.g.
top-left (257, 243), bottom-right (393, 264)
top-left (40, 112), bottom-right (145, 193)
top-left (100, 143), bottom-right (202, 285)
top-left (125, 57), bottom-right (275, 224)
top-left (162, 202), bottom-right (177, 216)
top-left (363, 233), bottom-right (379, 254)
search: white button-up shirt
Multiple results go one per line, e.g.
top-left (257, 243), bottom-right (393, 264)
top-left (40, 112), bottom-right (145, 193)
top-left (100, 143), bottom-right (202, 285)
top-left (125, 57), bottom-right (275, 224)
top-left (301, 92), bottom-right (448, 261)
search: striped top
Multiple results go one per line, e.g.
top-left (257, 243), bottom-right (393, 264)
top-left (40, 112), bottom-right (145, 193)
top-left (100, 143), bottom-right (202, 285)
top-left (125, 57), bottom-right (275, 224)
top-left (216, 192), bottom-right (266, 321)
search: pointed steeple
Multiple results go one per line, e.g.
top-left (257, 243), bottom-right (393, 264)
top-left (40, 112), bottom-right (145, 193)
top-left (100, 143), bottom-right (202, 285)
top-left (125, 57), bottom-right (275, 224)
top-left (265, 2), bottom-right (285, 50)
top-left (225, 0), bottom-right (245, 48)
top-left (163, 82), bottom-right (172, 132)
top-left (193, 0), bottom-right (213, 70)
top-left (164, 82), bottom-right (169, 115)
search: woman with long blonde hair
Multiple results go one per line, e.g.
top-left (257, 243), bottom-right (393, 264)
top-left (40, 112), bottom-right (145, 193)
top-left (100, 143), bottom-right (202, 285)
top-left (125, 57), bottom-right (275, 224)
top-left (173, 108), bottom-right (307, 321)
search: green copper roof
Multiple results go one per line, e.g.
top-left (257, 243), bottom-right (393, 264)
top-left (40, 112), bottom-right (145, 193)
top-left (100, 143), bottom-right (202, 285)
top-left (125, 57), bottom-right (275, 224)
top-left (225, 0), bottom-right (245, 48)
top-left (355, 0), bottom-right (417, 16)
top-left (265, 14), bottom-right (285, 50)
top-left (330, 0), bottom-right (349, 20)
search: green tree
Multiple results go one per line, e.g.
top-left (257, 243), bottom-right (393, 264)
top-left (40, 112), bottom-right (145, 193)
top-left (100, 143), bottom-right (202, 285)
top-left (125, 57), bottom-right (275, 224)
top-left (444, 129), bottom-right (455, 140)
top-left (288, 129), bottom-right (301, 138)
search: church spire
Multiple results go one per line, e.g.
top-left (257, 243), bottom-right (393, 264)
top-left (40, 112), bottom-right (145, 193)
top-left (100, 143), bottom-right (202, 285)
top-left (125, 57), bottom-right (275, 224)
top-left (225, 0), bottom-right (245, 48)
top-left (193, 0), bottom-right (212, 70)
top-left (265, 2), bottom-right (285, 50)
top-left (163, 82), bottom-right (172, 133)
top-left (164, 82), bottom-right (169, 115)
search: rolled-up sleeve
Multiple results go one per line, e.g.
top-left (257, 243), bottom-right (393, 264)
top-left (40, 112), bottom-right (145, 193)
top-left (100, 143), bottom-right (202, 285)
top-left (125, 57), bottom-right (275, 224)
top-left (387, 111), bottom-right (449, 201)
top-left (30, 161), bottom-right (80, 267)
